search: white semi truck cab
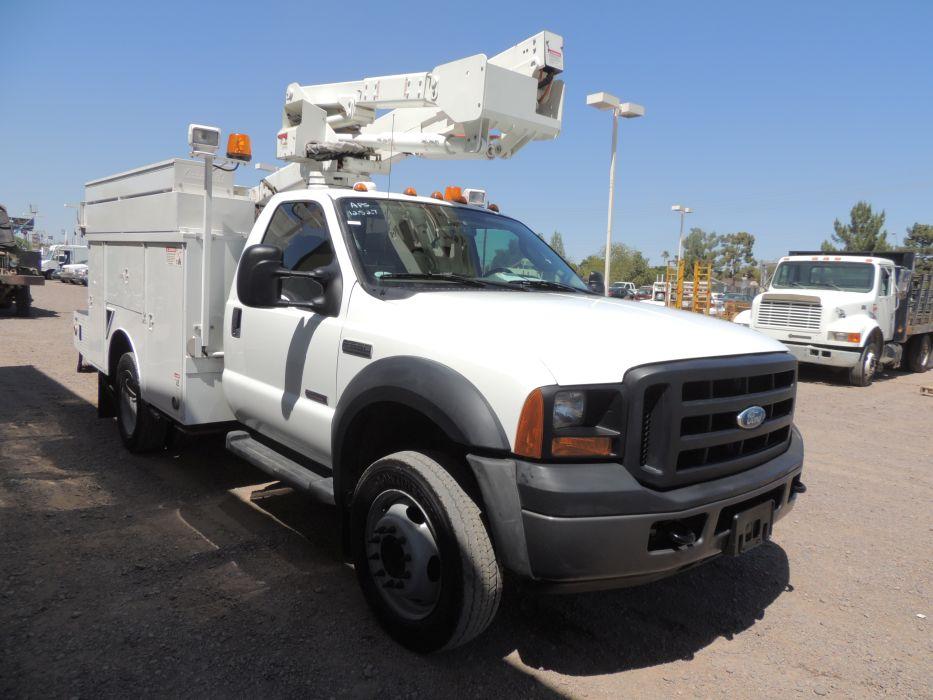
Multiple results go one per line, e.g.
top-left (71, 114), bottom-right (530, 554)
top-left (737, 251), bottom-right (932, 386)
top-left (73, 33), bottom-right (806, 651)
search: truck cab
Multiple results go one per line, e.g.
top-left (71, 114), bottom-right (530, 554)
top-left (737, 252), bottom-right (932, 385)
top-left (72, 31), bottom-right (808, 652)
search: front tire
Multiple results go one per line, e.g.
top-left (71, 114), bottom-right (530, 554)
top-left (351, 451), bottom-right (501, 652)
top-left (114, 352), bottom-right (167, 452)
top-left (905, 334), bottom-right (931, 373)
top-left (848, 335), bottom-right (882, 387)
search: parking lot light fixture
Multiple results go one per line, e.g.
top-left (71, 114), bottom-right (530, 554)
top-left (587, 92), bottom-right (645, 296)
top-left (671, 204), bottom-right (693, 262)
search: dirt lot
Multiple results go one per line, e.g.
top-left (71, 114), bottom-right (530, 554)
top-left (1, 282), bottom-right (930, 698)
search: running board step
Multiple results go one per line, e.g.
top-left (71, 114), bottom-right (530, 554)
top-left (225, 430), bottom-right (335, 506)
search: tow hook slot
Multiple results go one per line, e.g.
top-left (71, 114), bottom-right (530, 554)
top-left (648, 514), bottom-right (706, 552)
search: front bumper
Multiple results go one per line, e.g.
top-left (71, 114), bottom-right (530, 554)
top-left (468, 428), bottom-right (804, 591)
top-left (784, 341), bottom-right (860, 368)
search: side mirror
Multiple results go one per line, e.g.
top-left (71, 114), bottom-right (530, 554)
top-left (236, 244), bottom-right (342, 316)
top-left (237, 244), bottom-right (286, 307)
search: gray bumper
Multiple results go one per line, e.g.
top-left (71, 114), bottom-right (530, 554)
top-left (468, 428), bottom-right (804, 590)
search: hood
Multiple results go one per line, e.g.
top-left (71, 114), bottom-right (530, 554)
top-left (389, 290), bottom-right (787, 385)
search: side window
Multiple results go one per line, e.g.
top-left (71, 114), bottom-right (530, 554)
top-left (880, 268), bottom-right (891, 296)
top-left (262, 201), bottom-right (335, 301)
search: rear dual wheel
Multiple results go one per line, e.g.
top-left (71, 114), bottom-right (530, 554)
top-left (351, 451), bottom-right (501, 652)
top-left (905, 334), bottom-right (931, 373)
top-left (115, 352), bottom-right (167, 452)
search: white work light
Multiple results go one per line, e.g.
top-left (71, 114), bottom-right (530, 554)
top-left (188, 124), bottom-right (221, 155)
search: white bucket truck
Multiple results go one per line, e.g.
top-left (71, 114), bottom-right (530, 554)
top-left (74, 32), bottom-right (806, 651)
top-left (735, 251), bottom-right (932, 386)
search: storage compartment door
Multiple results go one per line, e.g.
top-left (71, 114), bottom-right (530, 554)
top-left (105, 244), bottom-right (146, 312)
top-left (143, 244), bottom-right (185, 418)
top-left (85, 243), bottom-right (106, 368)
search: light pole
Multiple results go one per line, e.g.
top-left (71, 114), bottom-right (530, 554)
top-left (671, 204), bottom-right (693, 262)
top-left (587, 92), bottom-right (645, 296)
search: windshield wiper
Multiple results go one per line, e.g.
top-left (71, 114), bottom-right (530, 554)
top-left (507, 278), bottom-right (590, 294)
top-left (377, 272), bottom-right (491, 288)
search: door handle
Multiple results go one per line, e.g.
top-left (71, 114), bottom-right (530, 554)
top-left (231, 307), bottom-right (242, 338)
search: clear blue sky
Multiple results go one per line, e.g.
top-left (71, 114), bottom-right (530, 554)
top-left (2, 0), bottom-right (931, 264)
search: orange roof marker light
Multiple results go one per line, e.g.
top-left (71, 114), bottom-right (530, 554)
top-left (430, 191), bottom-right (444, 200)
top-left (403, 187), bottom-right (417, 196)
top-left (353, 182), bottom-right (369, 192)
top-left (226, 133), bottom-right (252, 162)
top-left (487, 203), bottom-right (500, 213)
top-left (444, 186), bottom-right (467, 204)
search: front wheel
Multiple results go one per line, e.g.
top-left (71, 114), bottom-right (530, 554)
top-left (905, 334), bottom-right (931, 373)
top-left (13, 287), bottom-right (31, 317)
top-left (848, 335), bottom-right (882, 387)
top-left (351, 451), bottom-right (501, 652)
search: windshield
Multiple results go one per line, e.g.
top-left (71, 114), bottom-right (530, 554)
top-left (772, 261), bottom-right (875, 292)
top-left (338, 198), bottom-right (589, 292)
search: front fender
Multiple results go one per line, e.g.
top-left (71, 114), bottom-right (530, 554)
top-left (331, 356), bottom-right (511, 498)
top-left (826, 315), bottom-right (881, 347)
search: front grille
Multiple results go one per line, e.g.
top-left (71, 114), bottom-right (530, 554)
top-left (623, 353), bottom-right (797, 489)
top-left (757, 299), bottom-right (822, 330)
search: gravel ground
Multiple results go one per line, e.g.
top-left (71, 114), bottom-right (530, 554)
top-left (1, 282), bottom-right (930, 698)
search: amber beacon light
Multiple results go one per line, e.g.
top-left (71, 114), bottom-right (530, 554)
top-left (226, 133), bottom-right (252, 161)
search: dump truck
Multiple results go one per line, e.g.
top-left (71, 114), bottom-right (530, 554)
top-left (736, 251), bottom-right (932, 385)
top-left (0, 204), bottom-right (45, 316)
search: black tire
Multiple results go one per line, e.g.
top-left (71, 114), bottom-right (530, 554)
top-left (351, 451), bottom-right (501, 652)
top-left (44, 270), bottom-right (53, 280)
top-left (14, 287), bottom-right (31, 317)
top-left (114, 352), bottom-right (167, 453)
top-left (848, 334), bottom-right (882, 387)
top-left (905, 334), bottom-right (931, 373)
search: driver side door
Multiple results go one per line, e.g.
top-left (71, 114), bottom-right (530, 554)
top-left (224, 197), bottom-right (343, 466)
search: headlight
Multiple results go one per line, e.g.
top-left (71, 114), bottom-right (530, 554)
top-left (553, 390), bottom-right (585, 429)
top-left (829, 331), bottom-right (860, 343)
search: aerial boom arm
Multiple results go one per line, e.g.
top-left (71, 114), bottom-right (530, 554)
top-left (265, 31), bottom-right (564, 194)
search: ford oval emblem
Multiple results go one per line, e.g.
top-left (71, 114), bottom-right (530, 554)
top-left (737, 406), bottom-right (766, 430)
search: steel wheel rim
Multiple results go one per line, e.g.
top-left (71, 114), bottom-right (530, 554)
top-left (922, 339), bottom-right (931, 368)
top-left (365, 489), bottom-right (442, 621)
top-left (119, 369), bottom-right (139, 435)
top-left (864, 346), bottom-right (878, 377)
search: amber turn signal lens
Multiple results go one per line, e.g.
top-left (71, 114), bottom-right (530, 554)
top-left (514, 389), bottom-right (544, 459)
top-left (551, 437), bottom-right (613, 458)
top-left (226, 133), bottom-right (252, 161)
top-left (847, 332), bottom-right (861, 343)
top-left (444, 185), bottom-right (462, 202)
top-left (403, 186), bottom-right (417, 196)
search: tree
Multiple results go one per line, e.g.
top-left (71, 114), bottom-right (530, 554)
top-left (576, 243), bottom-right (654, 286)
top-left (904, 222), bottom-right (933, 274)
top-left (681, 227), bottom-right (720, 268)
top-left (548, 231), bottom-right (567, 260)
top-left (822, 201), bottom-right (890, 252)
top-left (717, 231), bottom-right (757, 285)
